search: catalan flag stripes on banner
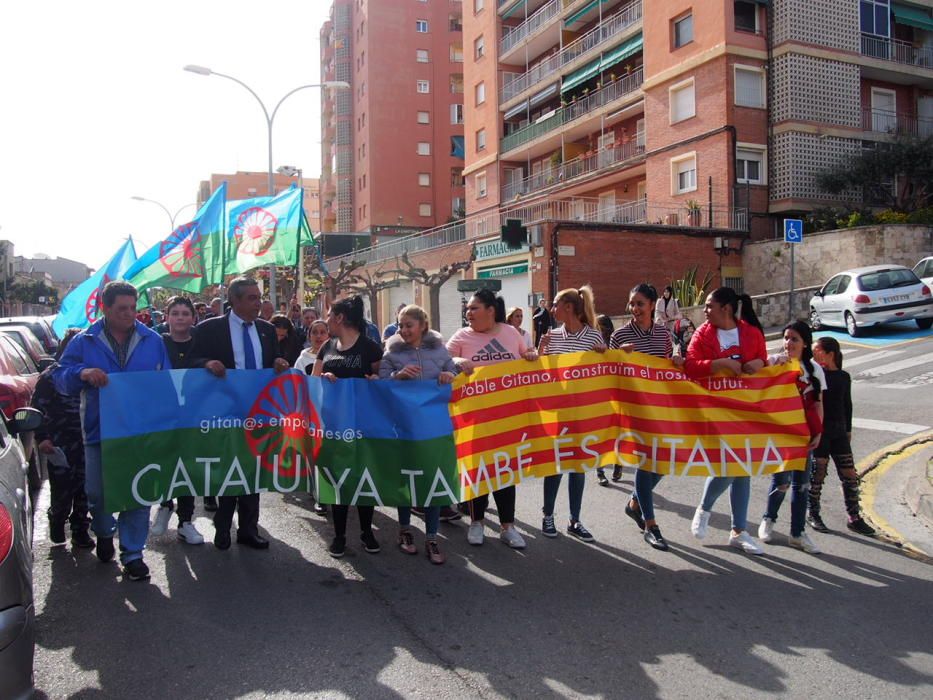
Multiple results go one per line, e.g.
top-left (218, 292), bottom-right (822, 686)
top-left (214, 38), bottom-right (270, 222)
top-left (449, 350), bottom-right (810, 500)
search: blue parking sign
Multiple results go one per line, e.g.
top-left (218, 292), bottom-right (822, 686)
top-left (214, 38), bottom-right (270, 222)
top-left (784, 219), bottom-right (803, 243)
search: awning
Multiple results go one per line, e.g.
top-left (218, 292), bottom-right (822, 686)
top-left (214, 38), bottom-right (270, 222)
top-left (501, 0), bottom-right (527, 20)
top-left (561, 56), bottom-right (601, 93)
top-left (893, 3), bottom-right (933, 31)
top-left (478, 263), bottom-right (529, 278)
top-left (504, 100), bottom-right (529, 120)
top-left (560, 34), bottom-right (642, 93)
top-left (529, 82), bottom-right (558, 106)
top-left (564, 0), bottom-right (610, 26)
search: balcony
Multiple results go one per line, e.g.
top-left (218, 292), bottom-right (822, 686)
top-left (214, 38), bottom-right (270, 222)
top-left (501, 67), bottom-right (643, 154)
top-left (861, 34), bottom-right (933, 69)
top-left (500, 0), bottom-right (642, 104)
top-left (500, 0), bottom-right (562, 57)
top-left (502, 139), bottom-right (645, 201)
top-left (862, 107), bottom-right (933, 137)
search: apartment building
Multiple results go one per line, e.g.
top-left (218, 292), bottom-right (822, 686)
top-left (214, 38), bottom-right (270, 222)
top-left (319, 0), bottom-right (467, 240)
top-left (325, 0), bottom-right (933, 328)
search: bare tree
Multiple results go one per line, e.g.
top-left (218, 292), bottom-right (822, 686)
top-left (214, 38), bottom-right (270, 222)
top-left (305, 257), bottom-right (365, 305)
top-left (346, 267), bottom-right (401, 328)
top-left (381, 246), bottom-right (476, 330)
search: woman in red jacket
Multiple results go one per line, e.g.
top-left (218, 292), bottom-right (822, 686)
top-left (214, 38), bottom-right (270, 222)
top-left (686, 287), bottom-right (767, 554)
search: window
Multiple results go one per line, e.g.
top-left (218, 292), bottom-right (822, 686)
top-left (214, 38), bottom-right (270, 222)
top-left (417, 141), bottom-right (431, 155)
top-left (450, 43), bottom-right (464, 62)
top-left (451, 167), bottom-right (465, 186)
top-left (734, 1), bottom-right (758, 33)
top-left (361, 143), bottom-right (366, 158)
top-left (860, 0), bottom-right (890, 37)
top-left (673, 13), bottom-right (693, 48)
top-left (475, 81), bottom-right (486, 105)
top-left (418, 173), bottom-right (431, 186)
top-left (474, 0), bottom-right (484, 13)
top-left (474, 35), bottom-right (485, 60)
top-left (417, 110), bottom-right (430, 124)
top-left (450, 74), bottom-right (464, 93)
top-left (417, 80), bottom-right (430, 93)
top-left (669, 79), bottom-right (695, 123)
top-left (416, 49), bottom-right (429, 63)
top-left (419, 203), bottom-right (432, 217)
top-left (451, 104), bottom-right (464, 124)
top-left (734, 66), bottom-right (765, 108)
top-left (476, 171), bottom-right (487, 198)
top-left (476, 128), bottom-right (487, 151)
top-left (736, 146), bottom-right (766, 184)
top-left (671, 153), bottom-right (697, 194)
top-left (416, 19), bottom-right (429, 33)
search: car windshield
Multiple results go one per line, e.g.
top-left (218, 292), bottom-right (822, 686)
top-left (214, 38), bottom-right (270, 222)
top-left (857, 269), bottom-right (919, 292)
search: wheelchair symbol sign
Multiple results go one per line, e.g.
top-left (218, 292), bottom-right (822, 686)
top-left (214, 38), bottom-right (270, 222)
top-left (784, 219), bottom-right (803, 244)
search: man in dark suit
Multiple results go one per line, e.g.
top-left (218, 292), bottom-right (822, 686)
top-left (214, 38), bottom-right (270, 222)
top-left (190, 276), bottom-right (289, 551)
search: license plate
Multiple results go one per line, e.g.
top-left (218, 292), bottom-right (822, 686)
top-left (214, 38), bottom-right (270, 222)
top-left (881, 294), bottom-right (909, 303)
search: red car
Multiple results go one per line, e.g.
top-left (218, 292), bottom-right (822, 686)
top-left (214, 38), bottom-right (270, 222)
top-left (0, 335), bottom-right (40, 419)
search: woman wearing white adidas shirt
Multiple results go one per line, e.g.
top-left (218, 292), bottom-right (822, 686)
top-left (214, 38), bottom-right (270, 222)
top-left (538, 285), bottom-right (606, 542)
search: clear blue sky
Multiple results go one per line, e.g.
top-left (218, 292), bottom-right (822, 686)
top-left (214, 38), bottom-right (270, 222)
top-left (0, 0), bottom-right (332, 268)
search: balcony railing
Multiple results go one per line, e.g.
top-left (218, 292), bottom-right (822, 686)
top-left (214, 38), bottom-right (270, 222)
top-left (501, 0), bottom-right (642, 103)
top-left (862, 107), bottom-right (933, 137)
top-left (501, 67), bottom-right (643, 153)
top-left (326, 196), bottom-right (747, 266)
top-left (861, 34), bottom-right (933, 69)
top-left (500, 0), bottom-right (562, 55)
top-left (502, 139), bottom-right (645, 201)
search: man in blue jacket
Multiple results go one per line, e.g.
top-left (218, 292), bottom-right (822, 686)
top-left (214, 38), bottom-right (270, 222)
top-left (54, 281), bottom-right (171, 581)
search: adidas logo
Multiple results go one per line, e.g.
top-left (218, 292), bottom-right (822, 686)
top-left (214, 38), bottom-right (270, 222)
top-left (471, 338), bottom-right (516, 363)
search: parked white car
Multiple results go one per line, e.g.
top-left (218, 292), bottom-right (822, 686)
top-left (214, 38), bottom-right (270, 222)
top-left (913, 256), bottom-right (933, 290)
top-left (809, 265), bottom-right (933, 337)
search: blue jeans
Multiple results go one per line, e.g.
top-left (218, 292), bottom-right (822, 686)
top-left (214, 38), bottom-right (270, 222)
top-left (397, 506), bottom-right (440, 538)
top-left (700, 476), bottom-right (750, 531)
top-left (543, 472), bottom-right (585, 521)
top-left (634, 471), bottom-right (664, 521)
top-left (85, 444), bottom-right (151, 564)
top-left (764, 464), bottom-right (810, 537)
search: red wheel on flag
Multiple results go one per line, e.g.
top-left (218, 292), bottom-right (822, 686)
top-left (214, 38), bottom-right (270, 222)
top-left (234, 207), bottom-right (277, 257)
top-left (159, 223), bottom-right (204, 278)
top-left (84, 274), bottom-right (110, 323)
top-left (245, 374), bottom-right (321, 478)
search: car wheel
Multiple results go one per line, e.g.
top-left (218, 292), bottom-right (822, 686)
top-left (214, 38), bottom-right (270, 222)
top-left (845, 312), bottom-right (862, 337)
top-left (809, 307), bottom-right (822, 331)
top-left (918, 318), bottom-right (933, 330)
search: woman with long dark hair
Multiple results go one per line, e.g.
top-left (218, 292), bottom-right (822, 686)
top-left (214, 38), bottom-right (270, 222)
top-left (686, 288), bottom-right (767, 554)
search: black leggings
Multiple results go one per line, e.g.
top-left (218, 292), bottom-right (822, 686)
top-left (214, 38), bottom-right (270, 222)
top-left (467, 486), bottom-right (516, 524)
top-left (331, 505), bottom-right (374, 538)
top-left (810, 432), bottom-right (860, 518)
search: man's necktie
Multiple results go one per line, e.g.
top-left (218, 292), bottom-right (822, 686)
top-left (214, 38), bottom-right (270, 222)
top-left (243, 322), bottom-right (257, 369)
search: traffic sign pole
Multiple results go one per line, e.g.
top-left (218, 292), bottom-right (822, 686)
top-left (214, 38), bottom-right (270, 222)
top-left (789, 242), bottom-right (795, 323)
top-left (783, 218), bottom-right (804, 323)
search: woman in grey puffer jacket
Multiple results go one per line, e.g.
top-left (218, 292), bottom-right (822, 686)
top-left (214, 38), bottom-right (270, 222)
top-left (379, 305), bottom-right (458, 564)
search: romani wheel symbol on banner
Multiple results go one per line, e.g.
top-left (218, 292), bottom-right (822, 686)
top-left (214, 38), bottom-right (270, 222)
top-left (234, 206), bottom-right (277, 257)
top-left (159, 223), bottom-right (204, 278)
top-left (84, 274), bottom-right (110, 323)
top-left (245, 374), bottom-right (321, 478)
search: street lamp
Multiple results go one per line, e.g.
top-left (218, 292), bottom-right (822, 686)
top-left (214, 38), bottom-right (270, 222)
top-left (183, 64), bottom-right (349, 304)
top-left (130, 196), bottom-right (197, 231)
top-left (276, 166), bottom-right (305, 305)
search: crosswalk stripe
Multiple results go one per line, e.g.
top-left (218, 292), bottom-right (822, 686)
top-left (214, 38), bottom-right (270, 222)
top-left (855, 354), bottom-right (932, 377)
top-left (852, 417), bottom-right (930, 434)
top-left (844, 349), bottom-right (904, 368)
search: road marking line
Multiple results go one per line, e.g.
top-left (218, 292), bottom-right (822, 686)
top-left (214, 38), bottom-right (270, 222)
top-left (872, 384), bottom-right (919, 390)
top-left (33, 479), bottom-right (51, 544)
top-left (855, 354), bottom-right (932, 377)
top-left (852, 417), bottom-right (931, 435)
top-left (844, 349), bottom-right (904, 368)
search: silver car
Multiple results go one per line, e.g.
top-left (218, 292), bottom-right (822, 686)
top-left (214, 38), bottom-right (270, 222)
top-left (913, 256), bottom-right (933, 291)
top-left (0, 407), bottom-right (42, 699)
top-left (809, 265), bottom-right (933, 337)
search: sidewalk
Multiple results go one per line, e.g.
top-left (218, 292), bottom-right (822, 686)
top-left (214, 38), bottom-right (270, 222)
top-left (904, 443), bottom-right (933, 530)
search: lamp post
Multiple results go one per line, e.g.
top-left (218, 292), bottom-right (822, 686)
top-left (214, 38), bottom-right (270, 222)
top-left (183, 64), bottom-right (349, 306)
top-left (130, 196), bottom-right (197, 231)
top-left (276, 165), bottom-right (305, 306)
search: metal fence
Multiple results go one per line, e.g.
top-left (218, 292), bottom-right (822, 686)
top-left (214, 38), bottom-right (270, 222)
top-left (861, 107), bottom-right (933, 137)
top-left (500, 0), bottom-right (562, 55)
top-left (861, 33), bottom-right (933, 69)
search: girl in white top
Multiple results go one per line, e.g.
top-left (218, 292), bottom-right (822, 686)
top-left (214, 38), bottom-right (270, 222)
top-left (654, 285), bottom-right (682, 333)
top-left (294, 320), bottom-right (330, 374)
top-left (506, 307), bottom-right (534, 348)
top-left (538, 285), bottom-right (605, 542)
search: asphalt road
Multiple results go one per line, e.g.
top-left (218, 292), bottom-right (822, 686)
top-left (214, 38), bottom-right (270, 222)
top-left (31, 327), bottom-right (933, 699)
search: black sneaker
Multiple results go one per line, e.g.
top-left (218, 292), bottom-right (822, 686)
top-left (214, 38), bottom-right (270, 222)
top-left (71, 529), bottom-right (95, 549)
top-left (541, 514), bottom-right (558, 538)
top-left (96, 536), bottom-right (115, 563)
top-left (123, 559), bottom-right (150, 581)
top-left (312, 502), bottom-right (328, 516)
top-left (624, 502), bottom-right (645, 531)
top-left (439, 506), bottom-right (462, 522)
top-left (847, 518), bottom-right (876, 537)
top-left (611, 466), bottom-right (623, 482)
top-left (596, 469), bottom-right (609, 487)
top-left (807, 513), bottom-right (830, 533)
top-left (203, 496), bottom-right (218, 512)
top-left (567, 521), bottom-right (594, 543)
top-left (644, 526), bottom-right (670, 551)
top-left (49, 520), bottom-right (66, 547)
top-left (360, 531), bottom-right (381, 553)
top-left (329, 536), bottom-right (346, 558)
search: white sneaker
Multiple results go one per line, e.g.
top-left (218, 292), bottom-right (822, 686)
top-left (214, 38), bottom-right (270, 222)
top-left (758, 517), bottom-right (775, 543)
top-left (467, 520), bottom-right (484, 546)
top-left (729, 531), bottom-right (764, 555)
top-left (177, 521), bottom-right (205, 545)
top-left (691, 507), bottom-right (711, 539)
top-left (500, 527), bottom-right (526, 549)
top-left (150, 506), bottom-right (172, 536)
top-left (789, 532), bottom-right (821, 554)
